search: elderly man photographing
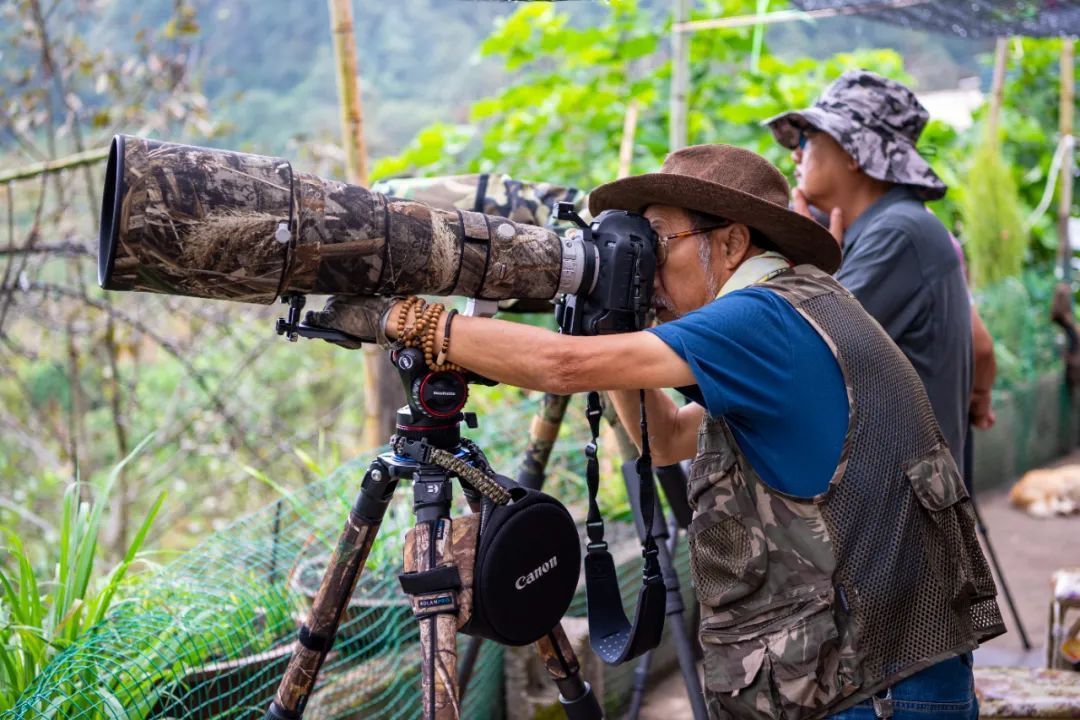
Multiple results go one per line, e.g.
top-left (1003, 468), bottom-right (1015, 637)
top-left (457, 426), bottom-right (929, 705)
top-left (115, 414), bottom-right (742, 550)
top-left (311, 144), bottom-right (1003, 719)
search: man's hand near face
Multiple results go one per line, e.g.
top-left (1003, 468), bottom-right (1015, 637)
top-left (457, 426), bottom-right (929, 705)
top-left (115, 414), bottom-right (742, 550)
top-left (792, 188), bottom-right (845, 247)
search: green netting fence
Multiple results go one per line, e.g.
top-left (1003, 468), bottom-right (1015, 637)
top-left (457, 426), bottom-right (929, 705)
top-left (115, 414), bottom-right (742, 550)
top-left (971, 265), bottom-right (1075, 489)
top-left (0, 452), bottom-right (505, 720)
top-left (1, 388), bottom-right (678, 720)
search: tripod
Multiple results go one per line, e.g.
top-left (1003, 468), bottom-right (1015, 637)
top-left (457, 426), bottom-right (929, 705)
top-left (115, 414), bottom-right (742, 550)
top-left (513, 392), bottom-right (708, 720)
top-left (964, 429), bottom-right (1032, 651)
top-left (265, 307), bottom-right (604, 720)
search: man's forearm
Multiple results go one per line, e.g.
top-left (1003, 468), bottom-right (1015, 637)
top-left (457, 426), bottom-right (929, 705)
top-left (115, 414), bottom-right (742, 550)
top-left (382, 300), bottom-right (697, 395)
top-left (609, 388), bottom-right (697, 466)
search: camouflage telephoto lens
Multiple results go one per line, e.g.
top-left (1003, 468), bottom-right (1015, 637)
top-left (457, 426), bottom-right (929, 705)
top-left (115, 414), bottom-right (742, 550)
top-left (98, 135), bottom-right (575, 304)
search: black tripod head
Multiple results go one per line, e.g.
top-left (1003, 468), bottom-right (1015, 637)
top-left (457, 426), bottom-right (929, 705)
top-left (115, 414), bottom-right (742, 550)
top-left (390, 346), bottom-right (477, 451)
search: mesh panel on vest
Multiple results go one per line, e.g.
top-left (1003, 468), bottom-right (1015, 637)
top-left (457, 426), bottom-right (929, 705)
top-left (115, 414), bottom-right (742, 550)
top-left (690, 515), bottom-right (753, 603)
top-left (793, 287), bottom-right (1004, 682)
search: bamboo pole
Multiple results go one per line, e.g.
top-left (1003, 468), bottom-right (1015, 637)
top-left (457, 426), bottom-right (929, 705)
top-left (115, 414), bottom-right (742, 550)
top-left (327, 0), bottom-right (400, 447)
top-left (750, 0), bottom-right (770, 72)
top-left (1058, 38), bottom-right (1075, 281)
top-left (328, 0), bottom-right (369, 187)
top-left (670, 0), bottom-right (690, 152)
top-left (0, 146), bottom-right (108, 184)
top-left (673, 0), bottom-right (931, 33)
top-left (987, 37), bottom-right (1009, 140)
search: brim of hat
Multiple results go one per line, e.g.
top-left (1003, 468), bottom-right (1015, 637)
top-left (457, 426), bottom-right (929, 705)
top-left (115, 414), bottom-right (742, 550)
top-left (871, 137), bottom-right (947, 201)
top-left (588, 173), bottom-right (841, 274)
top-left (763, 107), bottom-right (855, 150)
top-left (765, 108), bottom-right (947, 201)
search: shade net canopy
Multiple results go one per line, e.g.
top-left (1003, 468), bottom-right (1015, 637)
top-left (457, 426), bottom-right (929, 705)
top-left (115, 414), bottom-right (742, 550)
top-left (790, 0), bottom-right (1080, 38)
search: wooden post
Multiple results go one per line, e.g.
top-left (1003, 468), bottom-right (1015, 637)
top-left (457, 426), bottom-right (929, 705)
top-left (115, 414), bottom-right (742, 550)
top-left (1058, 38), bottom-right (1075, 282)
top-left (327, 0), bottom-right (399, 447)
top-left (987, 37), bottom-right (1008, 140)
top-left (1056, 39), bottom-right (1077, 450)
top-left (670, 0), bottom-right (690, 152)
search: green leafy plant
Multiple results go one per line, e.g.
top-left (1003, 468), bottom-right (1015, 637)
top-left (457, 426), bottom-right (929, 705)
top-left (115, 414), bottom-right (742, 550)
top-left (0, 438), bottom-right (164, 711)
top-left (371, 0), bottom-right (908, 192)
top-left (960, 132), bottom-right (1028, 288)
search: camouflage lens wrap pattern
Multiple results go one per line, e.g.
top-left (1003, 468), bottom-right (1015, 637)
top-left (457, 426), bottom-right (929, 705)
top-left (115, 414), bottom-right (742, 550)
top-left (373, 173), bottom-right (590, 228)
top-left (100, 137), bottom-right (569, 304)
top-left (101, 135), bottom-right (296, 303)
top-left (764, 70), bottom-right (947, 201)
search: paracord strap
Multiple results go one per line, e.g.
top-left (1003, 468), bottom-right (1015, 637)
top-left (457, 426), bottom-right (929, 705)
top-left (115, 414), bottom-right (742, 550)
top-left (427, 446), bottom-right (512, 506)
top-left (583, 390), bottom-right (665, 664)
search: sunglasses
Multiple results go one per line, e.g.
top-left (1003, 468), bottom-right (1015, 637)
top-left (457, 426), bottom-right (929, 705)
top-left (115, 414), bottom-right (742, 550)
top-left (656, 222), bottom-right (732, 266)
top-left (797, 127), bottom-right (819, 150)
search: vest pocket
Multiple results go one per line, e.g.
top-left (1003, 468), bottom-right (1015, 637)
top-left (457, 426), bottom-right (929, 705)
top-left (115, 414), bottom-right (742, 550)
top-left (905, 444), bottom-right (966, 511)
top-left (906, 445), bottom-right (1001, 627)
top-left (688, 509), bottom-right (767, 607)
top-left (701, 594), bottom-right (844, 719)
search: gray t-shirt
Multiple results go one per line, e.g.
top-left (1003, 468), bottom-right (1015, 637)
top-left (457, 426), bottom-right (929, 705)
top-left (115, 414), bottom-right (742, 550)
top-left (837, 186), bottom-right (972, 470)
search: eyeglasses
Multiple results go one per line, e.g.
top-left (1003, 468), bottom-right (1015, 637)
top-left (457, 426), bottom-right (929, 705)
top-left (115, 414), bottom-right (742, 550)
top-left (797, 128), bottom-right (817, 150)
top-left (656, 222), bottom-right (731, 265)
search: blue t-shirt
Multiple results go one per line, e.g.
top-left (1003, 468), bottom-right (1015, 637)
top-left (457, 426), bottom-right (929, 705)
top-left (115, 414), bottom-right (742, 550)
top-left (649, 287), bottom-right (848, 497)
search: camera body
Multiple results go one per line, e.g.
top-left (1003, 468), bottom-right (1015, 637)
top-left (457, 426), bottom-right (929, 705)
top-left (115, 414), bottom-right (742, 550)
top-left (554, 206), bottom-right (658, 337)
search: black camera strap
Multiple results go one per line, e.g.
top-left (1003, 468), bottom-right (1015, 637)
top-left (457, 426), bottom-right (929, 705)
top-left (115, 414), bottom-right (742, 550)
top-left (583, 390), bottom-right (665, 664)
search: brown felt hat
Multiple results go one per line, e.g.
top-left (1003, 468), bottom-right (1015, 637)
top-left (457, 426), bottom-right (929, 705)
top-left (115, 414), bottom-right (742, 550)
top-left (588, 144), bottom-right (841, 273)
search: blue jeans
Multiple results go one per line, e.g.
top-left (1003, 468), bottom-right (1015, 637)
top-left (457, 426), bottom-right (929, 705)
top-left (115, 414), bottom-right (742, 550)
top-left (829, 654), bottom-right (977, 719)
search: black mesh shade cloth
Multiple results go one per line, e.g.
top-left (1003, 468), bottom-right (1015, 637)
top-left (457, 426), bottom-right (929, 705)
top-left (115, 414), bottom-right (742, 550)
top-left (790, 0), bottom-right (1080, 38)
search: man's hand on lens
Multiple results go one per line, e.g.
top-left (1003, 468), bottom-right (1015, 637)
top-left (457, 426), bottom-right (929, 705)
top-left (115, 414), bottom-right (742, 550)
top-left (305, 295), bottom-right (397, 349)
top-left (792, 188), bottom-right (844, 247)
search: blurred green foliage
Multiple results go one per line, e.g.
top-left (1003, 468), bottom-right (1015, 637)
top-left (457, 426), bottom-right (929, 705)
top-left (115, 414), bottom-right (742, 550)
top-left (371, 0), bottom-right (908, 189)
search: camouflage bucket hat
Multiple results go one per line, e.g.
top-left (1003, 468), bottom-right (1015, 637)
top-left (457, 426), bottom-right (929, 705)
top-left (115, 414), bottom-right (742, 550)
top-left (764, 70), bottom-right (946, 201)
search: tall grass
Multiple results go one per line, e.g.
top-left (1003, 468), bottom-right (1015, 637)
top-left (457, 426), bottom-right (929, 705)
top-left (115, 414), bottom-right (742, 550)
top-left (961, 132), bottom-right (1028, 288)
top-left (0, 437), bottom-right (164, 710)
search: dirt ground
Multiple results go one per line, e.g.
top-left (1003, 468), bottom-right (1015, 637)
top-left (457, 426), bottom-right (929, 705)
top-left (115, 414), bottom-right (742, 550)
top-left (636, 455), bottom-right (1080, 719)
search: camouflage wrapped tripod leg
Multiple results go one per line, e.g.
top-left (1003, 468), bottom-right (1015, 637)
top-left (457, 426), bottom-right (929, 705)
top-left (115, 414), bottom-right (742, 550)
top-left (402, 514), bottom-right (481, 720)
top-left (516, 393), bottom-right (571, 490)
top-left (266, 461), bottom-right (397, 719)
top-left (535, 625), bottom-right (603, 716)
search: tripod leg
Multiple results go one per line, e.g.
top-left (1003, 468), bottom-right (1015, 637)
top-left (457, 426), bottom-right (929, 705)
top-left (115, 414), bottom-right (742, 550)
top-left (535, 625), bottom-right (604, 720)
top-left (404, 518), bottom-right (464, 720)
top-left (517, 393), bottom-right (570, 490)
top-left (965, 430), bottom-right (1032, 652)
top-left (970, 497), bottom-right (1033, 651)
top-left (457, 636), bottom-right (482, 700)
top-left (624, 471), bottom-right (707, 720)
top-left (401, 468), bottom-right (479, 720)
top-left (265, 459), bottom-right (397, 720)
top-left (626, 648), bottom-right (653, 720)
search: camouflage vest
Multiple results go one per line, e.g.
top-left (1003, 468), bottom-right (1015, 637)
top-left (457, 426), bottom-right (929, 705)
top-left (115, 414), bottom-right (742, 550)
top-left (689, 265), bottom-right (1004, 720)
